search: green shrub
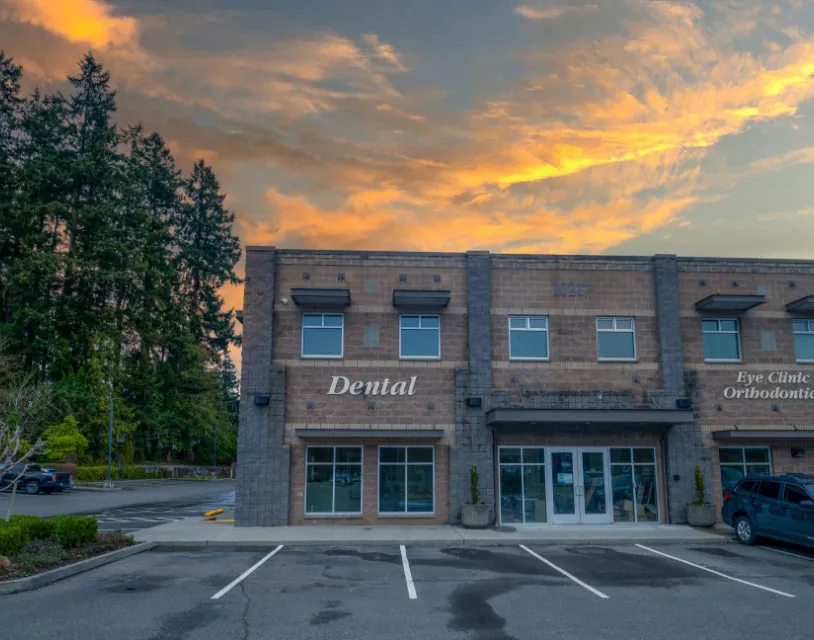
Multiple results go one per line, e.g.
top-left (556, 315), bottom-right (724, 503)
top-left (50, 515), bottom-right (98, 548)
top-left (75, 466), bottom-right (119, 482)
top-left (120, 466), bottom-right (148, 480)
top-left (8, 515), bottom-right (55, 544)
top-left (0, 524), bottom-right (23, 556)
top-left (41, 415), bottom-right (89, 463)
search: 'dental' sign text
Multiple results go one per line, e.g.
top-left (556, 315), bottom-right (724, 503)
top-left (327, 376), bottom-right (417, 396)
top-left (724, 371), bottom-right (814, 400)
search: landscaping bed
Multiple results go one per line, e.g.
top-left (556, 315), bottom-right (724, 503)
top-left (0, 515), bottom-right (134, 582)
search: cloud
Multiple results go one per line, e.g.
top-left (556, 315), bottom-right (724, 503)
top-left (3, 0), bottom-right (139, 48)
top-left (514, 3), bottom-right (598, 20)
top-left (362, 34), bottom-right (406, 71)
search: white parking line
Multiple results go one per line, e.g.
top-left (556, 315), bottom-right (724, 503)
top-left (400, 545), bottom-right (417, 600)
top-left (210, 545), bottom-right (284, 600)
top-left (635, 545), bottom-right (796, 598)
top-left (519, 545), bottom-right (609, 599)
top-left (760, 546), bottom-right (814, 562)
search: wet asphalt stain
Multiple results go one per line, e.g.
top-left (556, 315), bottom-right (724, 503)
top-left (411, 547), bottom-right (560, 576)
top-left (310, 610), bottom-right (352, 626)
top-left (279, 582), bottom-right (329, 594)
top-left (322, 549), bottom-right (402, 564)
top-left (688, 547), bottom-right (743, 559)
top-left (102, 575), bottom-right (173, 593)
top-left (146, 602), bottom-right (222, 640)
top-left (448, 577), bottom-right (534, 640)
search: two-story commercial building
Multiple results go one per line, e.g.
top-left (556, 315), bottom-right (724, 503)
top-left (234, 248), bottom-right (814, 527)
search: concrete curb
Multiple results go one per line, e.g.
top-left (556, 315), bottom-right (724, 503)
top-left (70, 486), bottom-right (123, 492)
top-left (0, 542), bottom-right (156, 595)
top-left (149, 536), bottom-right (736, 550)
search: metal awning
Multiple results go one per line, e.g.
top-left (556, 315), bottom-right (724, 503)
top-left (486, 408), bottom-right (693, 428)
top-left (694, 294), bottom-right (765, 313)
top-left (290, 288), bottom-right (351, 309)
top-left (785, 295), bottom-right (814, 314)
top-left (295, 429), bottom-right (445, 439)
top-left (712, 429), bottom-right (814, 441)
top-left (392, 289), bottom-right (451, 311)
top-left (235, 310), bottom-right (243, 325)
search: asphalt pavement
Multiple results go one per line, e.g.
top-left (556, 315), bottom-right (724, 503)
top-left (3, 540), bottom-right (814, 640)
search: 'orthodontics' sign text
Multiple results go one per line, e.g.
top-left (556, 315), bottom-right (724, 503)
top-left (724, 371), bottom-right (814, 400)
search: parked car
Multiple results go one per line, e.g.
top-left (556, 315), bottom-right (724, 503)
top-left (722, 473), bottom-right (814, 548)
top-left (0, 462), bottom-right (74, 495)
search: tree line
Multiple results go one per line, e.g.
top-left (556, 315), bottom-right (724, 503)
top-left (0, 51), bottom-right (241, 466)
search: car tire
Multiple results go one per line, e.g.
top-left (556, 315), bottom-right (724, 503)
top-left (24, 480), bottom-right (40, 495)
top-left (734, 515), bottom-right (756, 545)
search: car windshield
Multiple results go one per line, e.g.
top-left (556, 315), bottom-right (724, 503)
top-left (805, 483), bottom-right (814, 496)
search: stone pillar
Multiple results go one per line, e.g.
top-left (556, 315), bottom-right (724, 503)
top-left (450, 251), bottom-right (495, 523)
top-left (652, 254), bottom-right (708, 523)
top-left (235, 247), bottom-right (291, 527)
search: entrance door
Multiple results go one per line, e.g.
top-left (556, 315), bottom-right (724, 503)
top-left (549, 448), bottom-right (612, 524)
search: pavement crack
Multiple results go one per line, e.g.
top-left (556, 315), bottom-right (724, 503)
top-left (239, 581), bottom-right (252, 640)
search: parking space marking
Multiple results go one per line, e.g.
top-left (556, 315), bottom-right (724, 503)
top-left (635, 545), bottom-right (796, 598)
top-left (759, 546), bottom-right (814, 563)
top-left (519, 545), bottom-right (609, 599)
top-left (210, 545), bottom-right (284, 600)
top-left (400, 545), bottom-right (418, 600)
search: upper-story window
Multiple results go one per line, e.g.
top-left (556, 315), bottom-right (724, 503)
top-left (596, 317), bottom-right (636, 360)
top-left (301, 313), bottom-right (344, 358)
top-left (400, 315), bottom-right (440, 359)
top-left (793, 319), bottom-right (814, 362)
top-left (509, 316), bottom-right (549, 360)
top-left (702, 318), bottom-right (740, 361)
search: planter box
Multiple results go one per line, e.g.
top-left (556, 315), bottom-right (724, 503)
top-left (461, 503), bottom-right (491, 529)
top-left (686, 504), bottom-right (717, 527)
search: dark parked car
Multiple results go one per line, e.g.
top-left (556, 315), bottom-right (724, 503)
top-left (0, 462), bottom-right (73, 495)
top-left (722, 473), bottom-right (814, 548)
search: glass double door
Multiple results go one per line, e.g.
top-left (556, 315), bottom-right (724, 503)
top-left (549, 447), bottom-right (612, 524)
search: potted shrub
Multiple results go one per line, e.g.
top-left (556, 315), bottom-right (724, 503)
top-left (461, 465), bottom-right (491, 528)
top-left (686, 465), bottom-right (717, 527)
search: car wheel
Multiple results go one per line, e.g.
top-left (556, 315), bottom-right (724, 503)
top-left (24, 480), bottom-right (40, 495)
top-left (734, 515), bottom-right (756, 545)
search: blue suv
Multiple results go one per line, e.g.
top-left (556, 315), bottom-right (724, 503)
top-left (722, 473), bottom-right (814, 547)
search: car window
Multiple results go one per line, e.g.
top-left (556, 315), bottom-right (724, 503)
top-left (735, 480), bottom-right (757, 494)
top-left (785, 485), bottom-right (811, 506)
top-left (756, 480), bottom-right (781, 500)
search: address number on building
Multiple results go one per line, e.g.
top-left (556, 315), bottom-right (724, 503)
top-left (553, 282), bottom-right (588, 297)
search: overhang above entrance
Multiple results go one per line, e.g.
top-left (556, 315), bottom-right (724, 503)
top-left (290, 287), bottom-right (351, 309)
top-left (712, 429), bottom-right (814, 440)
top-left (486, 408), bottom-right (693, 428)
top-left (694, 294), bottom-right (765, 313)
top-left (392, 289), bottom-right (451, 311)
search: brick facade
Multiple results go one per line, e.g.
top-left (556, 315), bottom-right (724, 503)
top-left (235, 250), bottom-right (814, 527)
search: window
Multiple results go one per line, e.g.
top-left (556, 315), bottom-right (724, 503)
top-left (596, 317), bottom-right (636, 360)
top-left (609, 447), bottom-right (659, 522)
top-left (509, 316), bottom-right (549, 360)
top-left (305, 447), bottom-right (362, 515)
top-left (735, 479), bottom-right (757, 495)
top-left (399, 315), bottom-right (440, 359)
top-left (793, 320), bottom-right (814, 362)
top-left (718, 447), bottom-right (771, 496)
top-left (498, 447), bottom-right (547, 524)
top-left (378, 447), bottom-right (434, 514)
top-left (756, 480), bottom-right (781, 500)
top-left (785, 484), bottom-right (811, 506)
top-left (702, 319), bottom-right (740, 361)
top-left (301, 313), bottom-right (343, 358)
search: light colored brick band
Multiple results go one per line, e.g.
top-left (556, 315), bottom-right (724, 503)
top-left (493, 361), bottom-right (658, 370)
top-left (286, 423), bottom-right (455, 430)
top-left (705, 424), bottom-right (814, 432)
top-left (275, 305), bottom-right (467, 314)
top-left (277, 359), bottom-right (467, 369)
top-left (685, 363), bottom-right (814, 371)
top-left (492, 308), bottom-right (656, 317)
top-left (680, 310), bottom-right (790, 318)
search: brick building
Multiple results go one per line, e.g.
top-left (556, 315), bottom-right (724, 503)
top-left (234, 248), bottom-right (814, 527)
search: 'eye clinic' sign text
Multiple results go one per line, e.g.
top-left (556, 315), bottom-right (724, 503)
top-left (724, 371), bottom-right (814, 400)
top-left (327, 376), bottom-right (417, 396)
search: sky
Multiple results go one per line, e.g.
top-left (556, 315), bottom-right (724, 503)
top-left (3, 0), bottom-right (814, 336)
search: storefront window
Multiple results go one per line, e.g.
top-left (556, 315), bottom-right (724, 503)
top-left (609, 447), bottom-right (659, 522)
top-left (498, 447), bottom-right (547, 524)
top-left (718, 447), bottom-right (771, 496)
top-left (305, 446), bottom-right (362, 514)
top-left (378, 447), bottom-right (434, 514)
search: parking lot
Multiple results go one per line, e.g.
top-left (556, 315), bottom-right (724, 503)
top-left (4, 541), bottom-right (814, 639)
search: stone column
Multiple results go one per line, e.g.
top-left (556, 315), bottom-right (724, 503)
top-left (235, 247), bottom-right (291, 527)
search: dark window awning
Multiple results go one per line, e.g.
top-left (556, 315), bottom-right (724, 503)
top-left (235, 310), bottom-right (244, 325)
top-left (392, 289), bottom-right (451, 311)
top-left (295, 429), bottom-right (444, 439)
top-left (785, 295), bottom-right (814, 314)
top-left (486, 408), bottom-right (693, 428)
top-left (712, 429), bottom-right (814, 441)
top-left (695, 294), bottom-right (765, 313)
top-left (290, 288), bottom-right (351, 309)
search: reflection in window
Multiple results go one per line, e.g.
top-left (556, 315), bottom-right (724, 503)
top-left (596, 317), bottom-right (636, 360)
top-left (301, 313), bottom-right (344, 358)
top-left (718, 447), bottom-right (771, 496)
top-left (498, 447), bottom-right (547, 524)
top-left (702, 318), bottom-right (740, 361)
top-left (610, 447), bottom-right (659, 522)
top-left (399, 315), bottom-right (441, 358)
top-left (378, 447), bottom-right (434, 514)
top-left (305, 446), bottom-right (362, 514)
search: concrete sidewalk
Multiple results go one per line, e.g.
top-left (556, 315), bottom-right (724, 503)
top-left (133, 515), bottom-right (732, 547)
